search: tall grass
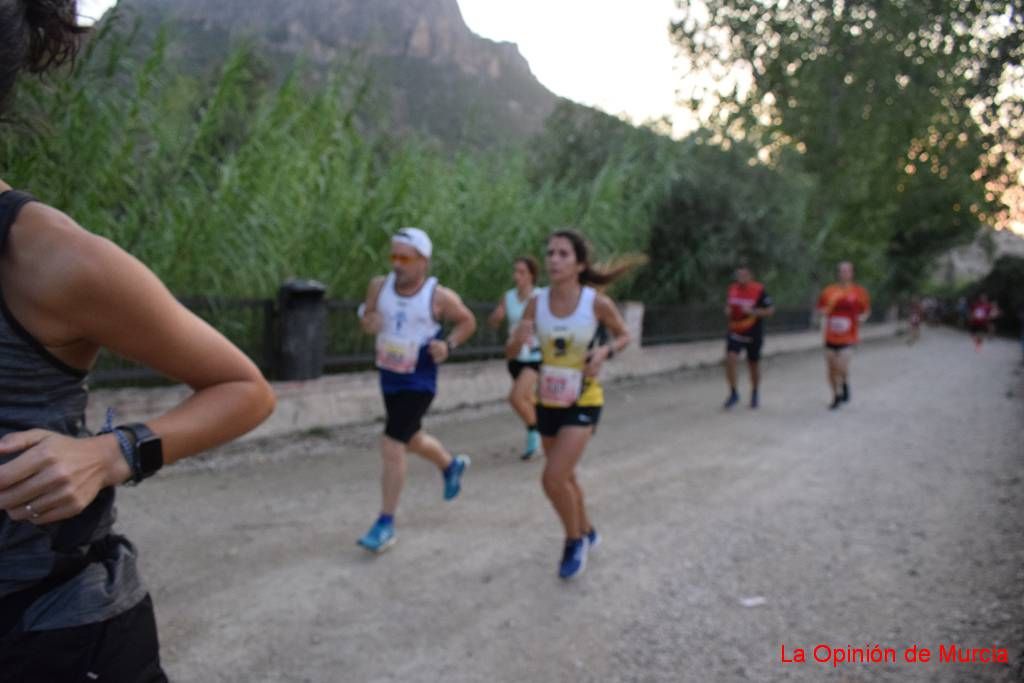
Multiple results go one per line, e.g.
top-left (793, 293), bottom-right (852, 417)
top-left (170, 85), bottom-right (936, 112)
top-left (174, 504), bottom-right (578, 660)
top-left (1, 23), bottom-right (651, 303)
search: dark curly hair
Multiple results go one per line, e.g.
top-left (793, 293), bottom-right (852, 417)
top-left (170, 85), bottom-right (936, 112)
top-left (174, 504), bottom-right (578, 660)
top-left (514, 255), bottom-right (539, 285)
top-left (0, 1), bottom-right (88, 113)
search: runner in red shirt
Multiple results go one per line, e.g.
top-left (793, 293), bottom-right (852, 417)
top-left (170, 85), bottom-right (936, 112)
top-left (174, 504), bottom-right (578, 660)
top-left (967, 293), bottom-right (997, 351)
top-left (817, 261), bottom-right (871, 410)
top-left (723, 264), bottom-right (775, 408)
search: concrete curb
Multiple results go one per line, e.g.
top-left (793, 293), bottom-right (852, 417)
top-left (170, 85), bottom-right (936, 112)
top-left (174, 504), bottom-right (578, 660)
top-left (86, 323), bottom-right (900, 442)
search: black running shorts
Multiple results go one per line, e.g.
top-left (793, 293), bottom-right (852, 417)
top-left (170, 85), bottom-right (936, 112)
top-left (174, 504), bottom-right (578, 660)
top-left (536, 405), bottom-right (602, 437)
top-left (726, 332), bottom-right (764, 362)
top-left (0, 594), bottom-right (167, 683)
top-left (383, 391), bottom-right (434, 443)
top-left (507, 360), bottom-right (541, 380)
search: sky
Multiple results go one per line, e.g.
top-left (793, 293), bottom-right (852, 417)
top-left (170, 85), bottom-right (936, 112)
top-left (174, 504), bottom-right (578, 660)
top-left (456, 1), bottom-right (691, 134)
top-left (76, 0), bottom-right (692, 135)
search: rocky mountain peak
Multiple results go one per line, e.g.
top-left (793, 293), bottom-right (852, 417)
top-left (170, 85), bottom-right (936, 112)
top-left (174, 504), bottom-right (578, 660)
top-left (126, 0), bottom-right (536, 83)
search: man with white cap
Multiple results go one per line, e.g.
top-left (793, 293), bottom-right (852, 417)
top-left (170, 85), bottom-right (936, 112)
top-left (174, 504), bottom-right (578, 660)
top-left (356, 227), bottom-right (477, 552)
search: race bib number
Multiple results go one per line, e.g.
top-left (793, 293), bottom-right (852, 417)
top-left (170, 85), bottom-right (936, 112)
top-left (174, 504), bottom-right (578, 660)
top-left (375, 335), bottom-right (420, 374)
top-left (827, 316), bottom-right (852, 334)
top-left (539, 365), bottom-right (583, 407)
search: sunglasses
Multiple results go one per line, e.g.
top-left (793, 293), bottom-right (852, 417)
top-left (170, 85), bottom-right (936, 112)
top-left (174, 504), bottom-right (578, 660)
top-left (390, 253), bottom-right (417, 265)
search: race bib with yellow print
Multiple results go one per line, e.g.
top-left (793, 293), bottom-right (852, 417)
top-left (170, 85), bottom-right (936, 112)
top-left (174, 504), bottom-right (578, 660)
top-left (375, 335), bottom-right (420, 374)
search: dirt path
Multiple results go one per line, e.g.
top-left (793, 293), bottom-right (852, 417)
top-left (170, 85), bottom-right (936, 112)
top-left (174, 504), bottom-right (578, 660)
top-left (116, 328), bottom-right (1024, 682)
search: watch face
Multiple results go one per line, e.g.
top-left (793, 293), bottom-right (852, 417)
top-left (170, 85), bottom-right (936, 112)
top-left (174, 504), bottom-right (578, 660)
top-left (136, 435), bottom-right (163, 475)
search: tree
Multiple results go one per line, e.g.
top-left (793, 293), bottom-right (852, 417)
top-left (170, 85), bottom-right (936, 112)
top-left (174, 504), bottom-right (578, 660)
top-left (671, 0), bottom-right (1021, 291)
top-left (969, 254), bottom-right (1024, 334)
top-left (632, 138), bottom-right (812, 305)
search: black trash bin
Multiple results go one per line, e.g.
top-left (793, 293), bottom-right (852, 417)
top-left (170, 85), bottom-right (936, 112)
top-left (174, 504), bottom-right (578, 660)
top-left (277, 278), bottom-right (327, 381)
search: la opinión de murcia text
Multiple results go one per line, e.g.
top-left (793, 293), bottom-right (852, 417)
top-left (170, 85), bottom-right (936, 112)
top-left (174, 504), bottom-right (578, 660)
top-left (780, 643), bottom-right (1010, 668)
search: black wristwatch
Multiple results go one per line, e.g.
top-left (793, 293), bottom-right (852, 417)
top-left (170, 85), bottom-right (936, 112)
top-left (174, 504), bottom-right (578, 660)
top-left (116, 423), bottom-right (164, 484)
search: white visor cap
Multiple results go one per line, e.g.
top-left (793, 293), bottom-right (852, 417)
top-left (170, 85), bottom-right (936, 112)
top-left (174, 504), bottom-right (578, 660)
top-left (392, 227), bottom-right (432, 259)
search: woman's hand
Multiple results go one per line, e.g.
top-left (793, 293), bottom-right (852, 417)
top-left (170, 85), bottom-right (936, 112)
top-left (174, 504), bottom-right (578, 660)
top-left (510, 319), bottom-right (534, 348)
top-left (584, 345), bottom-right (612, 378)
top-left (0, 429), bottom-right (131, 525)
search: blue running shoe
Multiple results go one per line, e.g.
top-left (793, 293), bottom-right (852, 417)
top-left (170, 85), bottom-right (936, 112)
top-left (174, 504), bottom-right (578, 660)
top-left (749, 389), bottom-right (759, 409)
top-left (522, 429), bottom-right (541, 460)
top-left (443, 454), bottom-right (470, 500)
top-left (558, 538), bottom-right (588, 579)
top-left (357, 519), bottom-right (395, 553)
top-left (586, 527), bottom-right (601, 550)
top-left (723, 389), bottom-right (740, 409)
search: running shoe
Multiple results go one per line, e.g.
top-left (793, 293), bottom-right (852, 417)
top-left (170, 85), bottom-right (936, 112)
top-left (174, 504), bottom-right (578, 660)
top-left (749, 389), bottom-right (759, 409)
top-left (586, 527), bottom-right (601, 550)
top-left (723, 389), bottom-right (740, 409)
top-left (443, 454), bottom-right (470, 500)
top-left (558, 538), bottom-right (588, 580)
top-left (357, 519), bottom-right (396, 553)
top-left (522, 429), bottom-right (541, 460)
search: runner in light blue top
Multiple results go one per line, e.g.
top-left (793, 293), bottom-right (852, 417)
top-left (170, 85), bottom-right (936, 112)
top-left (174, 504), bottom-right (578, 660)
top-left (488, 256), bottom-right (542, 459)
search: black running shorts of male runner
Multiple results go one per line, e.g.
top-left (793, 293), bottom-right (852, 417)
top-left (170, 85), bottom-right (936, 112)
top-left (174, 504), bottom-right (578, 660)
top-left (383, 391), bottom-right (435, 443)
top-left (507, 360), bottom-right (541, 380)
top-left (726, 333), bottom-right (764, 362)
top-left (536, 405), bottom-right (602, 437)
top-left (825, 342), bottom-right (852, 352)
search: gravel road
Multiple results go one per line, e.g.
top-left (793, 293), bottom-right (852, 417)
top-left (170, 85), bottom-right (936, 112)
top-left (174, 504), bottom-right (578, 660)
top-left (117, 327), bottom-right (1024, 682)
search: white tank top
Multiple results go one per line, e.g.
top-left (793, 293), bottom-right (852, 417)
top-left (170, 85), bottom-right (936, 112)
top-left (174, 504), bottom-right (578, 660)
top-left (374, 272), bottom-right (441, 374)
top-left (535, 286), bottom-right (603, 407)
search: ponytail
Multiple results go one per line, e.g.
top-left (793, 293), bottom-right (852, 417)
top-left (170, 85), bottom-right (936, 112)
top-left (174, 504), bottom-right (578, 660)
top-left (549, 228), bottom-right (647, 286)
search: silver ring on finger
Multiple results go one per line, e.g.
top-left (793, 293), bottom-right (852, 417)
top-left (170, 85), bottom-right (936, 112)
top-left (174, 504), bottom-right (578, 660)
top-left (25, 503), bottom-right (40, 519)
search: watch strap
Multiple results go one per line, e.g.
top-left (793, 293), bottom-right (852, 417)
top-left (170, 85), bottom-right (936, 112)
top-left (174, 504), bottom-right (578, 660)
top-left (111, 426), bottom-right (142, 485)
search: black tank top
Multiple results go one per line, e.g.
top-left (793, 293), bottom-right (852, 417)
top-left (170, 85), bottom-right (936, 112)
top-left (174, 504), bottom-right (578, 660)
top-left (0, 190), bottom-right (144, 631)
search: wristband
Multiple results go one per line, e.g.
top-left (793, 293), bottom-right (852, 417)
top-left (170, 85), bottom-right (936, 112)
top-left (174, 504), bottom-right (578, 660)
top-left (110, 427), bottom-right (140, 485)
top-left (98, 407), bottom-right (142, 486)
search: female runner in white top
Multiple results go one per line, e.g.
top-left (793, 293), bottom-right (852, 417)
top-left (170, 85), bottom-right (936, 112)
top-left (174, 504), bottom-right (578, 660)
top-left (508, 230), bottom-right (633, 580)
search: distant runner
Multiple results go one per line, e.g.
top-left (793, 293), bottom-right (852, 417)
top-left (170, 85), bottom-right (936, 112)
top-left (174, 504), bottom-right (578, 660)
top-left (722, 263), bottom-right (775, 409)
top-left (488, 257), bottom-right (542, 459)
top-left (907, 296), bottom-right (923, 345)
top-left (817, 261), bottom-right (871, 410)
top-left (356, 228), bottom-right (476, 553)
top-left (967, 293), bottom-right (997, 351)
